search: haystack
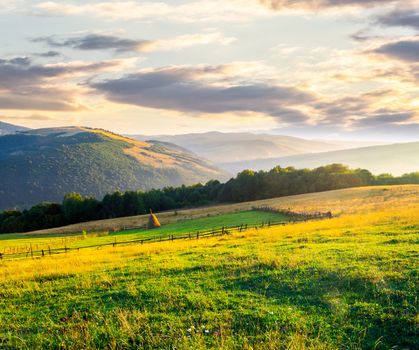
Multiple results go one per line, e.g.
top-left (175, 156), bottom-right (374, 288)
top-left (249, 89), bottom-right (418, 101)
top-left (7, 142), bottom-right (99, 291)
top-left (147, 209), bottom-right (161, 229)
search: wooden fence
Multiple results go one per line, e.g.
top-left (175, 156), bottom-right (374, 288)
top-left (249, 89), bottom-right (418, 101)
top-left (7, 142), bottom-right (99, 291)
top-left (0, 220), bottom-right (288, 261)
top-left (0, 208), bottom-right (334, 261)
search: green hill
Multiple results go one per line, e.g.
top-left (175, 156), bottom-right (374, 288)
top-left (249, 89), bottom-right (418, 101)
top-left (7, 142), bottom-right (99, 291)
top-left (0, 127), bottom-right (226, 210)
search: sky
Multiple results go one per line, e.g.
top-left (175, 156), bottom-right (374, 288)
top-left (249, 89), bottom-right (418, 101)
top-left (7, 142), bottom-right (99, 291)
top-left (0, 0), bottom-right (418, 141)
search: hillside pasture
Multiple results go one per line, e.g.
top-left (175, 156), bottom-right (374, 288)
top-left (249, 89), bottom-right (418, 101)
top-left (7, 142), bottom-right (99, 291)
top-left (0, 210), bottom-right (289, 256)
top-left (0, 186), bottom-right (418, 349)
top-left (26, 185), bottom-right (419, 235)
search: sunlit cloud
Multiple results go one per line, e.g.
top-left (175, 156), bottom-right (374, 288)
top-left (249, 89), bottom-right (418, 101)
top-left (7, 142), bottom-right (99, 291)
top-left (0, 56), bottom-right (137, 111)
top-left (90, 64), bottom-right (315, 124)
top-left (89, 62), bottom-right (419, 132)
top-left (33, 1), bottom-right (272, 22)
top-left (0, 0), bottom-right (416, 139)
top-left (32, 31), bottom-right (236, 53)
top-left (0, 113), bottom-right (55, 121)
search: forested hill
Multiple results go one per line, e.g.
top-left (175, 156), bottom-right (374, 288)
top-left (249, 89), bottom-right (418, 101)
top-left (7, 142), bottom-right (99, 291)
top-left (1, 163), bottom-right (418, 234)
top-left (0, 127), bottom-right (226, 210)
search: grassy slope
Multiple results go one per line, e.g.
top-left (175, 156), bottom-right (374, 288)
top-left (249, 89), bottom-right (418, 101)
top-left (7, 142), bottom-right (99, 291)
top-left (0, 186), bottom-right (418, 349)
top-left (28, 184), bottom-right (419, 235)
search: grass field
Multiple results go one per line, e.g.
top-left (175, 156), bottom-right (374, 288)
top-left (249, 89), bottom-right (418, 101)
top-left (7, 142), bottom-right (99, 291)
top-left (0, 210), bottom-right (289, 254)
top-left (0, 186), bottom-right (418, 349)
top-left (28, 185), bottom-right (419, 235)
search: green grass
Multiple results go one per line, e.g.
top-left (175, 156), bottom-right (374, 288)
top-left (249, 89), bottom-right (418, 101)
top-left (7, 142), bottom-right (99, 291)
top-left (0, 210), bottom-right (289, 253)
top-left (0, 192), bottom-right (418, 349)
top-left (111, 209), bottom-right (288, 237)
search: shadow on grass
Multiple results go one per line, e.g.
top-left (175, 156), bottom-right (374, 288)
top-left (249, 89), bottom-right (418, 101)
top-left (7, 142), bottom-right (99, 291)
top-left (217, 263), bottom-right (417, 349)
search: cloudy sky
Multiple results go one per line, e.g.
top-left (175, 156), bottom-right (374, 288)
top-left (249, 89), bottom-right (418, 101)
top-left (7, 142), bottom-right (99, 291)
top-left (0, 0), bottom-right (418, 141)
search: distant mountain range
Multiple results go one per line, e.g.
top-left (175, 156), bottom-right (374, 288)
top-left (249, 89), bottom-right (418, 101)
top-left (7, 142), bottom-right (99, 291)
top-left (1, 122), bottom-right (417, 210)
top-left (0, 127), bottom-right (226, 210)
top-left (128, 131), bottom-right (379, 164)
top-left (0, 121), bottom-right (29, 135)
top-left (221, 142), bottom-right (419, 176)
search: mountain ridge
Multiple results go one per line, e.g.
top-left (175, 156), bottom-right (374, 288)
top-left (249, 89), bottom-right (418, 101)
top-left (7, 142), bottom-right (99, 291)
top-left (0, 121), bottom-right (30, 135)
top-left (128, 131), bottom-right (382, 164)
top-left (0, 126), bottom-right (226, 210)
top-left (220, 141), bottom-right (419, 176)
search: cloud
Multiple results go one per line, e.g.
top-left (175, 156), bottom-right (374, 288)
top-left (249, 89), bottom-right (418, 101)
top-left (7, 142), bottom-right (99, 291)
top-left (32, 32), bottom-right (236, 53)
top-left (33, 1), bottom-right (271, 22)
top-left (0, 0), bottom-right (22, 12)
top-left (258, 0), bottom-right (399, 11)
top-left (0, 57), bottom-right (124, 89)
top-left (33, 0), bottom-right (409, 21)
top-left (353, 111), bottom-right (416, 127)
top-left (373, 38), bottom-right (419, 62)
top-left (144, 32), bottom-right (236, 51)
top-left (89, 62), bottom-right (419, 130)
top-left (33, 34), bottom-right (149, 52)
top-left (0, 113), bottom-right (53, 121)
top-left (273, 122), bottom-right (419, 142)
top-left (91, 65), bottom-right (315, 123)
top-left (376, 9), bottom-right (419, 31)
top-left (35, 51), bottom-right (61, 58)
top-left (350, 29), bottom-right (382, 42)
top-left (0, 56), bottom-right (128, 111)
top-left (0, 95), bottom-right (82, 111)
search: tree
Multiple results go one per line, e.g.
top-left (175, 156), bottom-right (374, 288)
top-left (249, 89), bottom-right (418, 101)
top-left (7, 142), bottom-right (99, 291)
top-left (123, 191), bottom-right (145, 216)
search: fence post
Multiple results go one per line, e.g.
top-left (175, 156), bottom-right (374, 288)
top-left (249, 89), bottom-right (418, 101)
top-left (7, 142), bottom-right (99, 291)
top-left (48, 246), bottom-right (51, 255)
top-left (30, 244), bottom-right (33, 258)
top-left (42, 249), bottom-right (45, 257)
top-left (196, 231), bottom-right (199, 239)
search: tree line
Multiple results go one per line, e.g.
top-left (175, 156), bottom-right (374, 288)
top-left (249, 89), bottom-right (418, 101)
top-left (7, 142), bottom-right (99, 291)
top-left (1, 164), bottom-right (418, 233)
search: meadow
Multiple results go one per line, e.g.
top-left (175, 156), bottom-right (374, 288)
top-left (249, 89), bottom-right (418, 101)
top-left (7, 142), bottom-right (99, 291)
top-left (0, 186), bottom-right (418, 349)
top-left (0, 210), bottom-right (289, 256)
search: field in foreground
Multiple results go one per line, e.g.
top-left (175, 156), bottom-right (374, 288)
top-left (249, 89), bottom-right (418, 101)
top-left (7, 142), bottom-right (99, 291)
top-left (0, 186), bottom-right (418, 349)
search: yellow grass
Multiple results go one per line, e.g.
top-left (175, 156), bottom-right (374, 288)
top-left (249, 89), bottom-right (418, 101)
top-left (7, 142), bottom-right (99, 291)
top-left (27, 185), bottom-right (419, 235)
top-left (2, 202), bottom-right (417, 284)
top-left (1, 185), bottom-right (418, 349)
